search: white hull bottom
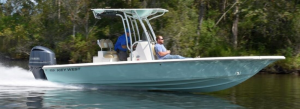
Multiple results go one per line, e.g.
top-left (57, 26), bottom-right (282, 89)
top-left (43, 56), bottom-right (285, 92)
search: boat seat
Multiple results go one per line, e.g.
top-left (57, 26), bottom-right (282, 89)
top-left (106, 39), bottom-right (117, 54)
top-left (97, 39), bottom-right (117, 59)
top-left (151, 43), bottom-right (157, 59)
top-left (106, 39), bottom-right (114, 51)
top-left (97, 39), bottom-right (108, 51)
top-left (105, 39), bottom-right (117, 59)
top-left (104, 54), bottom-right (114, 58)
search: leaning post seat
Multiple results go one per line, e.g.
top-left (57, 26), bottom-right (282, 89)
top-left (93, 39), bottom-right (118, 62)
top-left (105, 39), bottom-right (117, 54)
top-left (97, 39), bottom-right (113, 58)
top-left (97, 39), bottom-right (108, 51)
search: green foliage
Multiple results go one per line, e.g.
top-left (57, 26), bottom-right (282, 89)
top-left (56, 33), bottom-right (98, 63)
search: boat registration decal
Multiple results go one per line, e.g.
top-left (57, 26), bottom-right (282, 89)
top-left (48, 67), bottom-right (81, 72)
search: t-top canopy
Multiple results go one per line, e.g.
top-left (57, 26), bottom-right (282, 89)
top-left (91, 8), bottom-right (169, 20)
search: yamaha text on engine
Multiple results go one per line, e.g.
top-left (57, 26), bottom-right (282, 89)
top-left (28, 46), bottom-right (56, 80)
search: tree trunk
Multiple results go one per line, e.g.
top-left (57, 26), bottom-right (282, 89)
top-left (197, 0), bottom-right (206, 35)
top-left (73, 24), bottom-right (76, 38)
top-left (142, 0), bottom-right (147, 8)
top-left (220, 0), bottom-right (226, 20)
top-left (58, 0), bottom-right (60, 20)
top-left (294, 0), bottom-right (299, 12)
top-left (232, 0), bottom-right (239, 49)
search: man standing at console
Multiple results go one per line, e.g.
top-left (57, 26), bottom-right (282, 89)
top-left (154, 36), bottom-right (185, 60)
top-left (114, 29), bottom-right (131, 61)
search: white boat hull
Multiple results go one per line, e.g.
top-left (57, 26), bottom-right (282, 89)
top-left (43, 56), bottom-right (285, 92)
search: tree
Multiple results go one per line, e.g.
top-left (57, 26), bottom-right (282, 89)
top-left (232, 0), bottom-right (239, 49)
top-left (0, 0), bottom-right (36, 57)
top-left (196, 0), bottom-right (206, 36)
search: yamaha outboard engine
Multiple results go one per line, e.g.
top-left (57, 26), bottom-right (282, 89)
top-left (29, 46), bottom-right (56, 80)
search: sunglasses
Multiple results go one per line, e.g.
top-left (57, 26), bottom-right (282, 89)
top-left (159, 39), bottom-right (164, 40)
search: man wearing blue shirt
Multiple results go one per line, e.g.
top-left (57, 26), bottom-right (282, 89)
top-left (154, 36), bottom-right (185, 60)
top-left (114, 29), bottom-right (131, 61)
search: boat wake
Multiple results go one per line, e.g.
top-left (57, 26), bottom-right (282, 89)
top-left (0, 64), bottom-right (81, 90)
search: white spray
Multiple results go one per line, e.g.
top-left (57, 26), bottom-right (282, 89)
top-left (0, 63), bottom-right (81, 90)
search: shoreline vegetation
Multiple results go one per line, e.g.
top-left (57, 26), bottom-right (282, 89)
top-left (1, 0), bottom-right (300, 73)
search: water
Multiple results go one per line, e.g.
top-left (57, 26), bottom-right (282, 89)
top-left (0, 61), bottom-right (299, 109)
top-left (210, 74), bottom-right (300, 109)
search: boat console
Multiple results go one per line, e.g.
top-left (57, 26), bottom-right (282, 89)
top-left (128, 41), bottom-right (156, 61)
top-left (93, 39), bottom-right (156, 63)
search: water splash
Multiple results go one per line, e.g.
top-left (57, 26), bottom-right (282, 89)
top-left (0, 64), bottom-right (81, 90)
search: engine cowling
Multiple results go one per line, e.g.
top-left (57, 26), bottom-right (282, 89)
top-left (28, 46), bottom-right (56, 80)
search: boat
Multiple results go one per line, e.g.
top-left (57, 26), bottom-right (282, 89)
top-left (28, 8), bottom-right (285, 93)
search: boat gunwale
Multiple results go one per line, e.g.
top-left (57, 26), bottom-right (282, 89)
top-left (43, 56), bottom-right (285, 68)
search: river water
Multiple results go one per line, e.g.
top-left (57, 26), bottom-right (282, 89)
top-left (0, 60), bottom-right (299, 109)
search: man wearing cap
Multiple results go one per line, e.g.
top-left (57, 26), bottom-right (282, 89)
top-left (114, 29), bottom-right (131, 61)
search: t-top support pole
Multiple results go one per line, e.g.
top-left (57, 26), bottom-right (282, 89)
top-left (123, 12), bottom-right (133, 61)
top-left (144, 18), bottom-right (157, 43)
top-left (134, 10), bottom-right (155, 60)
top-left (134, 20), bottom-right (141, 41)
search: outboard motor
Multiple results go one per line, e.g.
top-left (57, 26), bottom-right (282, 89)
top-left (29, 46), bottom-right (56, 80)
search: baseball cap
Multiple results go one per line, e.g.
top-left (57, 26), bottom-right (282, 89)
top-left (126, 29), bottom-right (131, 33)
